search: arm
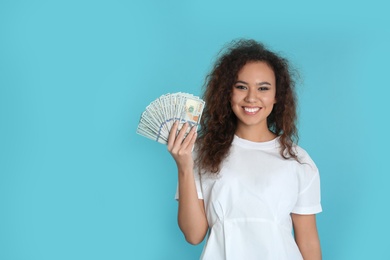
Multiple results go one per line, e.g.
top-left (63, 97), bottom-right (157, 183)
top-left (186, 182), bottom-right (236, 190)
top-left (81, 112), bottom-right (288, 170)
top-left (167, 121), bottom-right (208, 245)
top-left (291, 214), bottom-right (322, 260)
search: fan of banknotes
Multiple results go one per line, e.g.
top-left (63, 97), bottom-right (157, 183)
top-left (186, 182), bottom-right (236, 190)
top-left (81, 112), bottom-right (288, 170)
top-left (136, 92), bottom-right (205, 144)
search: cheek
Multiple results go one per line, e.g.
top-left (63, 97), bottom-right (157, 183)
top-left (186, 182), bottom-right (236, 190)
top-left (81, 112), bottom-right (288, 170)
top-left (230, 93), bottom-right (240, 106)
top-left (263, 93), bottom-right (276, 104)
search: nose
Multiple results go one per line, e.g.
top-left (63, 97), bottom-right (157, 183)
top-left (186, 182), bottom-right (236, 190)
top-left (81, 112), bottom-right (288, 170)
top-left (244, 88), bottom-right (257, 103)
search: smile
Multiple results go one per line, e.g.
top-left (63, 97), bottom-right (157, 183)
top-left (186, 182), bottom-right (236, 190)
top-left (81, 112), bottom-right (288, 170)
top-left (243, 107), bottom-right (260, 113)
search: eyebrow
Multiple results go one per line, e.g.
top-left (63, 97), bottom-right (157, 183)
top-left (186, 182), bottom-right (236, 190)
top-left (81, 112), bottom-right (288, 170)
top-left (235, 80), bottom-right (272, 86)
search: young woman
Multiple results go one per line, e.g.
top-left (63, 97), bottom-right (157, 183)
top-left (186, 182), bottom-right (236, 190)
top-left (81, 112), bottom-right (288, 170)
top-left (168, 39), bottom-right (322, 260)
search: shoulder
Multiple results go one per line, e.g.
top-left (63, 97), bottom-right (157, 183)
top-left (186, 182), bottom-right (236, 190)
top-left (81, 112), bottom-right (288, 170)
top-left (292, 145), bottom-right (320, 185)
top-left (294, 145), bottom-right (317, 168)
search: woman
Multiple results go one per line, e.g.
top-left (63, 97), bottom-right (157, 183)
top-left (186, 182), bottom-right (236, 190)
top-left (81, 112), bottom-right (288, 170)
top-left (168, 39), bottom-right (322, 259)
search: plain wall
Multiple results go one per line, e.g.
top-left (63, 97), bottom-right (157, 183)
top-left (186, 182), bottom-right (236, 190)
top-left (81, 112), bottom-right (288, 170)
top-left (1, 0), bottom-right (389, 259)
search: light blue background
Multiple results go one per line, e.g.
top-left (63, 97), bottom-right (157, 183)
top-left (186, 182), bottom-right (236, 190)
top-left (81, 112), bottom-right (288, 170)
top-left (1, 0), bottom-right (389, 259)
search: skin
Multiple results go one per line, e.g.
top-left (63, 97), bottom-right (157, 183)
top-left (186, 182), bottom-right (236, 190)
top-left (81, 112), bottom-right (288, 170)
top-left (292, 214), bottom-right (322, 259)
top-left (168, 61), bottom-right (322, 258)
top-left (167, 122), bottom-right (208, 245)
top-left (231, 62), bottom-right (277, 142)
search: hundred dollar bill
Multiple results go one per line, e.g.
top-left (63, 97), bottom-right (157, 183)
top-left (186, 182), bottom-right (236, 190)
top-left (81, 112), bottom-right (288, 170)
top-left (136, 92), bottom-right (205, 144)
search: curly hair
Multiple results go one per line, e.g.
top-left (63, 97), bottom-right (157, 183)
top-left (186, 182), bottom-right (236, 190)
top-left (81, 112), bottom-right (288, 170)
top-left (196, 39), bottom-right (299, 174)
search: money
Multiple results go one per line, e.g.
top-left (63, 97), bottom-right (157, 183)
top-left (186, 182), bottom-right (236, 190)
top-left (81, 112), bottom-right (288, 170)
top-left (136, 92), bottom-right (205, 144)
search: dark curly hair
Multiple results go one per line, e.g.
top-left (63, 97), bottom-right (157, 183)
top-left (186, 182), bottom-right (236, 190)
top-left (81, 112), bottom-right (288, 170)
top-left (196, 39), bottom-right (299, 174)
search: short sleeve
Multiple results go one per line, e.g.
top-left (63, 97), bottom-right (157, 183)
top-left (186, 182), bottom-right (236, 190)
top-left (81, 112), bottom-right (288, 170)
top-left (292, 148), bottom-right (322, 215)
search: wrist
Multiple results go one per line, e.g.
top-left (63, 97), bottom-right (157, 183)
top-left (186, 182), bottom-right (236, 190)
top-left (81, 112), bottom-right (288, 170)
top-left (177, 167), bottom-right (193, 177)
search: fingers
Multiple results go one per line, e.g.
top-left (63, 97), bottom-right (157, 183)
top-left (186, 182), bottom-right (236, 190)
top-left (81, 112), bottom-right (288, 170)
top-left (181, 124), bottom-right (197, 149)
top-left (175, 122), bottom-right (190, 145)
top-left (167, 121), bottom-right (197, 153)
top-left (184, 127), bottom-right (197, 152)
top-left (167, 121), bottom-right (179, 150)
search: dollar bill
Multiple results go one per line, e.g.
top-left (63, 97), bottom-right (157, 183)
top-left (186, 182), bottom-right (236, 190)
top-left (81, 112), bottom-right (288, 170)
top-left (136, 92), bottom-right (205, 144)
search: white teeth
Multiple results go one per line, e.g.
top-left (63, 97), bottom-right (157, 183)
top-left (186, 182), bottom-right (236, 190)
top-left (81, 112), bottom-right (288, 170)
top-left (244, 107), bottom-right (260, 113)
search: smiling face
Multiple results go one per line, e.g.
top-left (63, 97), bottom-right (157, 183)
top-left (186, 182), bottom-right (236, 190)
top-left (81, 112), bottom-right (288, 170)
top-left (231, 61), bottom-right (276, 138)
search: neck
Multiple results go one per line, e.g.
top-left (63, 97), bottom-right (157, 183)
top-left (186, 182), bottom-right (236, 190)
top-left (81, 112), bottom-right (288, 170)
top-left (235, 126), bottom-right (277, 142)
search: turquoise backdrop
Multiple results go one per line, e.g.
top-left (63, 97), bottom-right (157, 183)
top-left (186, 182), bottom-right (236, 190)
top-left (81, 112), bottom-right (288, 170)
top-left (1, 0), bottom-right (389, 259)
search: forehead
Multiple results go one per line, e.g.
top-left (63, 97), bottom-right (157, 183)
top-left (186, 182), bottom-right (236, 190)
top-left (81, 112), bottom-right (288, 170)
top-left (237, 61), bottom-right (275, 81)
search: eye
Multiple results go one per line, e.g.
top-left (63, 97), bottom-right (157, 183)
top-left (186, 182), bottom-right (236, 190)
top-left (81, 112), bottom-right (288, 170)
top-left (235, 85), bottom-right (247, 90)
top-left (258, 86), bottom-right (270, 91)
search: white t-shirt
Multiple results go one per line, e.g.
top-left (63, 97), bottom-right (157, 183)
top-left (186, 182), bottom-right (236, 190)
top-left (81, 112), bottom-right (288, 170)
top-left (176, 135), bottom-right (322, 260)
